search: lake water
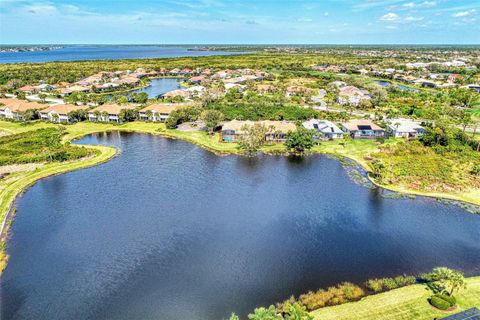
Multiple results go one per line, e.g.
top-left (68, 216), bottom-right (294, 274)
top-left (130, 78), bottom-right (182, 98)
top-left (1, 132), bottom-right (479, 320)
top-left (0, 46), bottom-right (243, 64)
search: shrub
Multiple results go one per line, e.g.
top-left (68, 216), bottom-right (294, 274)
top-left (276, 295), bottom-right (296, 314)
top-left (366, 279), bottom-right (384, 293)
top-left (382, 278), bottom-right (398, 290)
top-left (394, 275), bottom-right (416, 287)
top-left (429, 295), bottom-right (451, 310)
top-left (435, 293), bottom-right (456, 306)
top-left (298, 282), bottom-right (365, 311)
top-left (339, 282), bottom-right (364, 301)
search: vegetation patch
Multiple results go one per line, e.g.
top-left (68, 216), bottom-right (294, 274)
top-left (370, 140), bottom-right (480, 193)
top-left (0, 127), bottom-right (97, 165)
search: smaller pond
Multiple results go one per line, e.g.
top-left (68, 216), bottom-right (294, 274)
top-left (130, 78), bottom-right (183, 98)
top-left (374, 80), bottom-right (420, 92)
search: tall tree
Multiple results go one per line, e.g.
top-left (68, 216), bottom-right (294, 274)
top-left (237, 123), bottom-right (268, 156)
top-left (285, 127), bottom-right (315, 154)
top-left (200, 109), bottom-right (224, 137)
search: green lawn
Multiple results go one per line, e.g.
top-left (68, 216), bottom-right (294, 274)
top-left (311, 277), bottom-right (480, 320)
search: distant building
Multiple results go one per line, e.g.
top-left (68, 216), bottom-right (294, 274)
top-left (302, 119), bottom-right (344, 140)
top-left (161, 89), bottom-right (191, 99)
top-left (338, 86), bottom-right (371, 106)
top-left (387, 119), bottom-right (426, 138)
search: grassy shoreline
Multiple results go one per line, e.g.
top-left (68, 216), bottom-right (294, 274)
top-left (311, 276), bottom-right (480, 320)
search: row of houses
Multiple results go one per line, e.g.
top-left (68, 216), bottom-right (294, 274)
top-left (0, 98), bottom-right (187, 123)
top-left (220, 118), bottom-right (426, 143)
top-left (1, 98), bottom-right (426, 139)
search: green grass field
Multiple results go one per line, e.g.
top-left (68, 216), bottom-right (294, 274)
top-left (311, 277), bottom-right (480, 320)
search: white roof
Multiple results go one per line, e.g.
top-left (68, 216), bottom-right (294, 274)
top-left (387, 119), bottom-right (425, 133)
top-left (303, 119), bottom-right (344, 134)
top-left (185, 85), bottom-right (206, 92)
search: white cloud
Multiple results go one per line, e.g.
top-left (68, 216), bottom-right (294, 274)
top-left (452, 9), bottom-right (476, 18)
top-left (403, 2), bottom-right (415, 9)
top-left (405, 16), bottom-right (424, 22)
top-left (297, 17), bottom-right (313, 22)
top-left (324, 12), bottom-right (329, 16)
top-left (21, 2), bottom-right (58, 15)
top-left (386, 25), bottom-right (398, 29)
top-left (380, 12), bottom-right (399, 21)
top-left (419, 1), bottom-right (436, 8)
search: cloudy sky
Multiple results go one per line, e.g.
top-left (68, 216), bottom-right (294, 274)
top-left (0, 0), bottom-right (479, 44)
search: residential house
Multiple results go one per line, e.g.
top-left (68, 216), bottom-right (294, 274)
top-left (255, 84), bottom-right (276, 94)
top-left (189, 76), bottom-right (205, 84)
top-left (17, 85), bottom-right (38, 94)
top-left (139, 103), bottom-right (186, 122)
top-left (88, 104), bottom-right (136, 123)
top-left (59, 85), bottom-right (90, 96)
top-left (310, 89), bottom-right (327, 105)
top-left (221, 120), bottom-right (296, 143)
top-left (340, 119), bottom-right (386, 140)
top-left (286, 86), bottom-right (311, 97)
top-left (387, 119), bottom-right (426, 138)
top-left (185, 86), bottom-right (206, 96)
top-left (447, 74), bottom-right (464, 84)
top-left (302, 119), bottom-right (344, 140)
top-left (161, 89), bottom-right (191, 99)
top-left (338, 86), bottom-right (371, 106)
top-left (0, 98), bottom-right (47, 120)
top-left (39, 104), bottom-right (89, 123)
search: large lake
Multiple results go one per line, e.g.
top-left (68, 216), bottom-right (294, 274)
top-left (1, 132), bottom-right (479, 320)
top-left (0, 46), bottom-right (243, 64)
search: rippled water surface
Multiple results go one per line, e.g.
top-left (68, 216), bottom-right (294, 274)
top-left (0, 46), bottom-right (242, 63)
top-left (1, 132), bottom-right (479, 320)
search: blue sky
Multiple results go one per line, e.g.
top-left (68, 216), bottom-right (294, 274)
top-left (0, 0), bottom-right (479, 44)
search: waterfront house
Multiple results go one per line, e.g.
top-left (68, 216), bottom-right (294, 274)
top-left (88, 104), bottom-right (136, 123)
top-left (189, 76), bottom-right (205, 84)
top-left (39, 104), bottom-right (89, 123)
top-left (340, 119), bottom-right (386, 139)
top-left (302, 119), bottom-right (344, 140)
top-left (139, 103), bottom-right (186, 122)
top-left (387, 119), bottom-right (426, 138)
top-left (221, 120), bottom-right (296, 143)
top-left (0, 98), bottom-right (47, 120)
top-left (161, 89), bottom-right (191, 99)
top-left (185, 86), bottom-right (206, 96)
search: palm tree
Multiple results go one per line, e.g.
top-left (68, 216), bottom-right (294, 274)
top-left (145, 110), bottom-right (153, 121)
top-left (93, 110), bottom-right (101, 122)
top-left (101, 111), bottom-right (109, 122)
top-left (51, 113), bottom-right (59, 123)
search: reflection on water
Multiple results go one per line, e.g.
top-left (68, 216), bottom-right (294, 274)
top-left (1, 132), bottom-right (479, 320)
